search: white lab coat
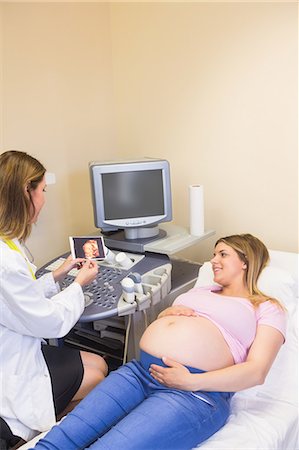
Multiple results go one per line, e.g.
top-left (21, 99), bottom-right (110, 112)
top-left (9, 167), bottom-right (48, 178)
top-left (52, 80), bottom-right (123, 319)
top-left (0, 239), bottom-right (85, 441)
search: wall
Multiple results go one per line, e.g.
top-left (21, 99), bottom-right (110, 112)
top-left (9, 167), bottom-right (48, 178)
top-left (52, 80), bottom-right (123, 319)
top-left (1, 2), bottom-right (117, 266)
top-left (0, 6), bottom-right (3, 150)
top-left (1, 1), bottom-right (298, 267)
top-left (110, 2), bottom-right (298, 261)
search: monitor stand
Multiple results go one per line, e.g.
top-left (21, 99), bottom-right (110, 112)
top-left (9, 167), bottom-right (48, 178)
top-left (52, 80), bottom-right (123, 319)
top-left (102, 228), bottom-right (167, 253)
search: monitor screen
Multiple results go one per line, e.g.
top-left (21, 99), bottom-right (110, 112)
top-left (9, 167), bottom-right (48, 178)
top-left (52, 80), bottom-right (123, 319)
top-left (102, 170), bottom-right (164, 220)
top-left (89, 159), bottom-right (172, 240)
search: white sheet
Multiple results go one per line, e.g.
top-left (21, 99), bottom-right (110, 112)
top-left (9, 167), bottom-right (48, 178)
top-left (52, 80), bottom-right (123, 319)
top-left (197, 395), bottom-right (298, 450)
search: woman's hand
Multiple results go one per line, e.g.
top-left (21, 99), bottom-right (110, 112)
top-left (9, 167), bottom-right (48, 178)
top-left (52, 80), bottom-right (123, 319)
top-left (149, 357), bottom-right (194, 390)
top-left (158, 305), bottom-right (197, 319)
top-left (74, 259), bottom-right (98, 287)
top-left (53, 255), bottom-right (85, 283)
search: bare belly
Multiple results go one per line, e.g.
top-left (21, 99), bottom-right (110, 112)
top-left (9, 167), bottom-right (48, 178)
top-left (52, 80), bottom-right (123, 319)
top-left (139, 315), bottom-right (234, 371)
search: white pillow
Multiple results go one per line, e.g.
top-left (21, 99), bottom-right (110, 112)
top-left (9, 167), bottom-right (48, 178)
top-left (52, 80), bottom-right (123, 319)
top-left (268, 249), bottom-right (298, 288)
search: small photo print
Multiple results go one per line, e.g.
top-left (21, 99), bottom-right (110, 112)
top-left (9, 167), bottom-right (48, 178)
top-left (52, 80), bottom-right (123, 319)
top-left (69, 236), bottom-right (105, 260)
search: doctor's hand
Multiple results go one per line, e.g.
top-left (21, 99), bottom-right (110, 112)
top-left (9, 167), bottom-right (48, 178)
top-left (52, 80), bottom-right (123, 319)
top-left (158, 305), bottom-right (197, 319)
top-left (149, 357), bottom-right (194, 391)
top-left (53, 254), bottom-right (85, 283)
top-left (75, 259), bottom-right (98, 287)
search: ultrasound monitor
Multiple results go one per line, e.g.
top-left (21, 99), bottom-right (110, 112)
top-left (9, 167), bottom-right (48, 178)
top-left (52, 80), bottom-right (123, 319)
top-left (89, 159), bottom-right (172, 247)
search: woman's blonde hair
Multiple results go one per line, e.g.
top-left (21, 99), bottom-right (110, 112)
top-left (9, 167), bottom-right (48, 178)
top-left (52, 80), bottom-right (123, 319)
top-left (215, 233), bottom-right (283, 308)
top-left (0, 150), bottom-right (46, 242)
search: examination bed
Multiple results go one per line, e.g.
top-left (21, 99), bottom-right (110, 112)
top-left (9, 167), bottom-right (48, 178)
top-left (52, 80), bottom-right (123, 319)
top-left (20, 249), bottom-right (298, 450)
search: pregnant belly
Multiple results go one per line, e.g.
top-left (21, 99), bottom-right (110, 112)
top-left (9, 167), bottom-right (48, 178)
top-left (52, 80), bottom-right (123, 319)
top-left (139, 315), bottom-right (234, 371)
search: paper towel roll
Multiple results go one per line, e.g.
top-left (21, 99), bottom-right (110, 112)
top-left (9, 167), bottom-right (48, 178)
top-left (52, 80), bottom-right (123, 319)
top-left (189, 185), bottom-right (204, 236)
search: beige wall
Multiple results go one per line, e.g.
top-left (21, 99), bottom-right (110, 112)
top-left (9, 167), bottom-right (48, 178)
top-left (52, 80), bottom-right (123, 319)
top-left (1, 2), bottom-right (117, 266)
top-left (110, 2), bottom-right (298, 261)
top-left (1, 2), bottom-right (298, 267)
top-left (0, 6), bottom-right (3, 151)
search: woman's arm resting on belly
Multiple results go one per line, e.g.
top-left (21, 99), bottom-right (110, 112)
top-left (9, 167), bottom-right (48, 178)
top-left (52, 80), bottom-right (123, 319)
top-left (157, 305), bottom-right (197, 319)
top-left (149, 325), bottom-right (284, 392)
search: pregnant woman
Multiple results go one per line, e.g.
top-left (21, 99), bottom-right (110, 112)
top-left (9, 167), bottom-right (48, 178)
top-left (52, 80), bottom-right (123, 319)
top-left (32, 234), bottom-right (286, 450)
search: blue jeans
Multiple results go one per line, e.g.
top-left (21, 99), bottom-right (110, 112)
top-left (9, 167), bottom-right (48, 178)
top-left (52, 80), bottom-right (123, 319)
top-left (32, 351), bottom-right (232, 450)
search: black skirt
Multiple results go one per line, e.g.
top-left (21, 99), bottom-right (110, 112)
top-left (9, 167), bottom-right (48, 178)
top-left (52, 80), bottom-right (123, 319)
top-left (42, 344), bottom-right (84, 417)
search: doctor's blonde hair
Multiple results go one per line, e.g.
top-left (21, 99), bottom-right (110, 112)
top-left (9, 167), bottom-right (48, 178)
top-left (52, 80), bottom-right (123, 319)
top-left (215, 234), bottom-right (283, 308)
top-left (0, 150), bottom-right (46, 242)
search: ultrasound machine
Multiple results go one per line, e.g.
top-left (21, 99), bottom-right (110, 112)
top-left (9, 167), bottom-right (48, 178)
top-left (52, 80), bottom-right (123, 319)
top-left (37, 159), bottom-right (204, 366)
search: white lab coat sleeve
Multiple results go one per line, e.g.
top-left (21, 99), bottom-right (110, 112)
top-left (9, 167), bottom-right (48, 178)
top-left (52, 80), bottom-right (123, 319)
top-left (36, 271), bottom-right (61, 298)
top-left (1, 251), bottom-right (85, 339)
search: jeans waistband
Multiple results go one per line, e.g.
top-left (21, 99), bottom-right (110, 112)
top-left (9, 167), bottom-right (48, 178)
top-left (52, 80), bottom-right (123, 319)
top-left (139, 350), bottom-right (234, 402)
top-left (140, 350), bottom-right (205, 374)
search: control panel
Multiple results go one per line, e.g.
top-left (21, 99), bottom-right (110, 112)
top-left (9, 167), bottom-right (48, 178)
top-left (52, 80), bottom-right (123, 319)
top-left (36, 251), bottom-right (172, 322)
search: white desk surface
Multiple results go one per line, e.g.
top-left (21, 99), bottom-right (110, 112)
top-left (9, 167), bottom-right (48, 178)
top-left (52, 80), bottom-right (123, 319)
top-left (144, 223), bottom-right (215, 255)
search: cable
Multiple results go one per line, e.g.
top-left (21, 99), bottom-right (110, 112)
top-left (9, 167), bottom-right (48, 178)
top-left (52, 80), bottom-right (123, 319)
top-left (122, 313), bottom-right (132, 365)
top-left (143, 309), bottom-right (148, 329)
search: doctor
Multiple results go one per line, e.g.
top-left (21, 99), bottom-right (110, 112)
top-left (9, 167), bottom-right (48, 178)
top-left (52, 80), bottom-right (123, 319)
top-left (0, 151), bottom-right (108, 447)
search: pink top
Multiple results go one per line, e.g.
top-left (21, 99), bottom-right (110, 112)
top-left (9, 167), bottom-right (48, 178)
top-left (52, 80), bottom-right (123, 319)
top-left (173, 286), bottom-right (287, 364)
